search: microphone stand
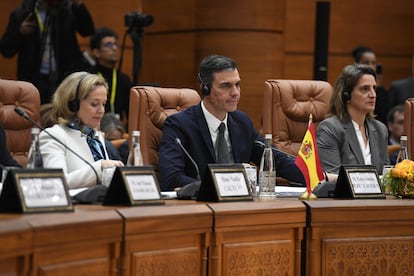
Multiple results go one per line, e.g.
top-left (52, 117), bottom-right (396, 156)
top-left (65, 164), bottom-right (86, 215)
top-left (15, 107), bottom-right (101, 186)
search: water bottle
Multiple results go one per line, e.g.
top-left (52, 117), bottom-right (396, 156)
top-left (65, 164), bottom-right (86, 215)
top-left (26, 127), bottom-right (43, 169)
top-left (126, 130), bottom-right (144, 166)
top-left (396, 135), bottom-right (409, 164)
top-left (258, 134), bottom-right (276, 197)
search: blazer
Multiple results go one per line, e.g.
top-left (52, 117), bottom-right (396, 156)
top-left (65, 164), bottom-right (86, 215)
top-left (389, 77), bottom-right (414, 109)
top-left (0, 125), bottom-right (20, 167)
top-left (39, 124), bottom-right (109, 189)
top-left (158, 103), bottom-right (305, 191)
top-left (317, 116), bottom-right (390, 174)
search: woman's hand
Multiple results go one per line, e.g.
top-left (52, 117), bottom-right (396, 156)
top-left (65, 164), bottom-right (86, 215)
top-left (101, 160), bottom-right (124, 170)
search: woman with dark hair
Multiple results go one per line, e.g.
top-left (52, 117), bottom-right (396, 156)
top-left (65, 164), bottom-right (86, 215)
top-left (352, 46), bottom-right (388, 124)
top-left (317, 64), bottom-right (390, 174)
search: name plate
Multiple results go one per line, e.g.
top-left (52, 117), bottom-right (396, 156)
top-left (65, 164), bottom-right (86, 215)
top-left (197, 164), bottom-right (253, 202)
top-left (334, 165), bottom-right (385, 199)
top-left (103, 166), bottom-right (164, 206)
top-left (0, 168), bottom-right (73, 213)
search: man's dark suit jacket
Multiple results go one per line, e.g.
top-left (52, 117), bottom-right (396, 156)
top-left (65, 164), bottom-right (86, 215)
top-left (389, 77), bottom-right (414, 109)
top-left (0, 125), bottom-right (20, 171)
top-left (158, 104), bottom-right (305, 191)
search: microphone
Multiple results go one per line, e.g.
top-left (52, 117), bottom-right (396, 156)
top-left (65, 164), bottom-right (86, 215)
top-left (174, 137), bottom-right (201, 199)
top-left (175, 137), bottom-right (201, 181)
top-left (15, 107), bottom-right (101, 186)
top-left (254, 140), bottom-right (296, 158)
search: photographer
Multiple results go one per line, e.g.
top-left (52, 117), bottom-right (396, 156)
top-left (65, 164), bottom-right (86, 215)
top-left (0, 0), bottom-right (95, 104)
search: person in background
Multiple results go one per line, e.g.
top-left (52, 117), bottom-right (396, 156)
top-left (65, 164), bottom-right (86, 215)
top-left (386, 104), bottom-right (405, 165)
top-left (0, 0), bottom-right (94, 104)
top-left (352, 46), bottom-right (388, 125)
top-left (100, 112), bottom-right (128, 163)
top-left (317, 64), bottom-right (390, 175)
top-left (39, 72), bottom-right (123, 189)
top-left (86, 27), bottom-right (132, 127)
top-left (0, 125), bottom-right (21, 168)
top-left (100, 112), bottom-right (125, 141)
top-left (388, 54), bottom-right (414, 109)
top-left (158, 54), bottom-right (309, 191)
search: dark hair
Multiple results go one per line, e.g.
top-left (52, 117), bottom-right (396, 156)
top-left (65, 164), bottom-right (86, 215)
top-left (387, 104), bottom-right (404, 124)
top-left (352, 46), bottom-right (374, 63)
top-left (90, 27), bottom-right (118, 50)
top-left (198, 55), bottom-right (237, 87)
top-left (329, 64), bottom-right (376, 121)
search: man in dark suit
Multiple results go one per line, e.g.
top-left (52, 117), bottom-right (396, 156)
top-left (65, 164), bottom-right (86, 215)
top-left (158, 54), bottom-right (305, 191)
top-left (389, 55), bottom-right (414, 109)
top-left (0, 125), bottom-right (21, 180)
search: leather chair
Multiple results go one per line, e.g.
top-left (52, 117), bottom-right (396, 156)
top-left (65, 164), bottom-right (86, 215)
top-left (262, 79), bottom-right (332, 156)
top-left (404, 98), bottom-right (414, 158)
top-left (128, 86), bottom-right (201, 179)
top-left (0, 79), bottom-right (41, 166)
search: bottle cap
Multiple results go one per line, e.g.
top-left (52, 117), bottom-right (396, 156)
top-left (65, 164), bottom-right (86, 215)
top-left (132, 130), bottom-right (140, 137)
top-left (31, 127), bottom-right (40, 134)
top-left (264, 134), bottom-right (272, 139)
top-left (401, 135), bottom-right (407, 141)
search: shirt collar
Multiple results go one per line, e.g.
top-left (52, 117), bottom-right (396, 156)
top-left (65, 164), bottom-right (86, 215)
top-left (201, 101), bottom-right (228, 133)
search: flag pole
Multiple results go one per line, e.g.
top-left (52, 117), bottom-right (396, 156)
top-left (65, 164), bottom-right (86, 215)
top-left (299, 113), bottom-right (318, 200)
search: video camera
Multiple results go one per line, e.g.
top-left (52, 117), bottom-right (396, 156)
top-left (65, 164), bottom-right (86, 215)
top-left (125, 11), bottom-right (154, 29)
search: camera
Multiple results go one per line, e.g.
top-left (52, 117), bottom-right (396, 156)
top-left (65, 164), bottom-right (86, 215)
top-left (125, 11), bottom-right (154, 28)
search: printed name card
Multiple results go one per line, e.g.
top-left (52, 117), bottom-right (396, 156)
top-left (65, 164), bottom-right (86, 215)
top-left (0, 168), bottom-right (73, 213)
top-left (126, 174), bottom-right (161, 200)
top-left (103, 166), bottom-right (164, 206)
top-left (334, 165), bottom-right (385, 199)
top-left (215, 172), bottom-right (250, 197)
top-left (197, 164), bottom-right (253, 202)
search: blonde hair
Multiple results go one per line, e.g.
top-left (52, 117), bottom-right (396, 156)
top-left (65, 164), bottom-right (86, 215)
top-left (48, 72), bottom-right (108, 125)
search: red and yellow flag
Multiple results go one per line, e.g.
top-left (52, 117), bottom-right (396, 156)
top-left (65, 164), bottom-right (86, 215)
top-left (295, 114), bottom-right (324, 193)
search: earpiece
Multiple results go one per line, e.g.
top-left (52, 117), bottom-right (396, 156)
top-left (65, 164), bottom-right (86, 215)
top-left (201, 84), bottom-right (210, 96)
top-left (198, 73), bottom-right (210, 96)
top-left (342, 91), bottom-right (351, 103)
top-left (68, 73), bottom-right (88, 112)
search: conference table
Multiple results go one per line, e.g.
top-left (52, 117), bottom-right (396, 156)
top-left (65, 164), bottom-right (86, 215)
top-left (1, 197), bottom-right (414, 275)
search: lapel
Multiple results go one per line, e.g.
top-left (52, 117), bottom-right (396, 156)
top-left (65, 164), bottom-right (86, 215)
top-left (366, 119), bottom-right (380, 166)
top-left (227, 113), bottom-right (242, 162)
top-left (195, 104), bottom-right (217, 161)
top-left (343, 120), bottom-right (364, 163)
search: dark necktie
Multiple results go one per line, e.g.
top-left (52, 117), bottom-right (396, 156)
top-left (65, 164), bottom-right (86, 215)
top-left (216, 122), bottom-right (231, 163)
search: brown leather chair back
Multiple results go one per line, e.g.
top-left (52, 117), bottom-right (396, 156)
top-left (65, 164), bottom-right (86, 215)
top-left (128, 86), bottom-right (201, 178)
top-left (262, 79), bottom-right (332, 156)
top-left (404, 98), bottom-right (414, 158)
top-left (0, 79), bottom-right (41, 166)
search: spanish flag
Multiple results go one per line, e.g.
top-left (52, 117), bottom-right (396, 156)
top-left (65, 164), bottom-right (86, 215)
top-left (295, 114), bottom-right (325, 193)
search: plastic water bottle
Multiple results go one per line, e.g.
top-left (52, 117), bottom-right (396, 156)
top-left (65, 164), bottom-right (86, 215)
top-left (396, 135), bottom-right (409, 164)
top-left (127, 130), bottom-right (144, 166)
top-left (26, 128), bottom-right (43, 169)
top-left (258, 134), bottom-right (276, 197)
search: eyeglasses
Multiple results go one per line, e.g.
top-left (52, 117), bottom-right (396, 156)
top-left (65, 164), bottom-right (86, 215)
top-left (102, 42), bottom-right (118, 49)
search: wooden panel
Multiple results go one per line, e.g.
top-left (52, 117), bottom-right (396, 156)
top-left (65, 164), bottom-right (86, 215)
top-left (196, 0), bottom-right (285, 31)
top-left (0, 215), bottom-right (32, 275)
top-left (139, 32), bottom-right (197, 87)
top-left (305, 200), bottom-right (414, 275)
top-left (208, 201), bottom-right (306, 276)
top-left (25, 208), bottom-right (122, 275)
top-left (118, 204), bottom-right (212, 276)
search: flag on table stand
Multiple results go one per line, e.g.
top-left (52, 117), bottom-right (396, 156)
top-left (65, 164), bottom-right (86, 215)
top-left (295, 114), bottom-right (325, 197)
